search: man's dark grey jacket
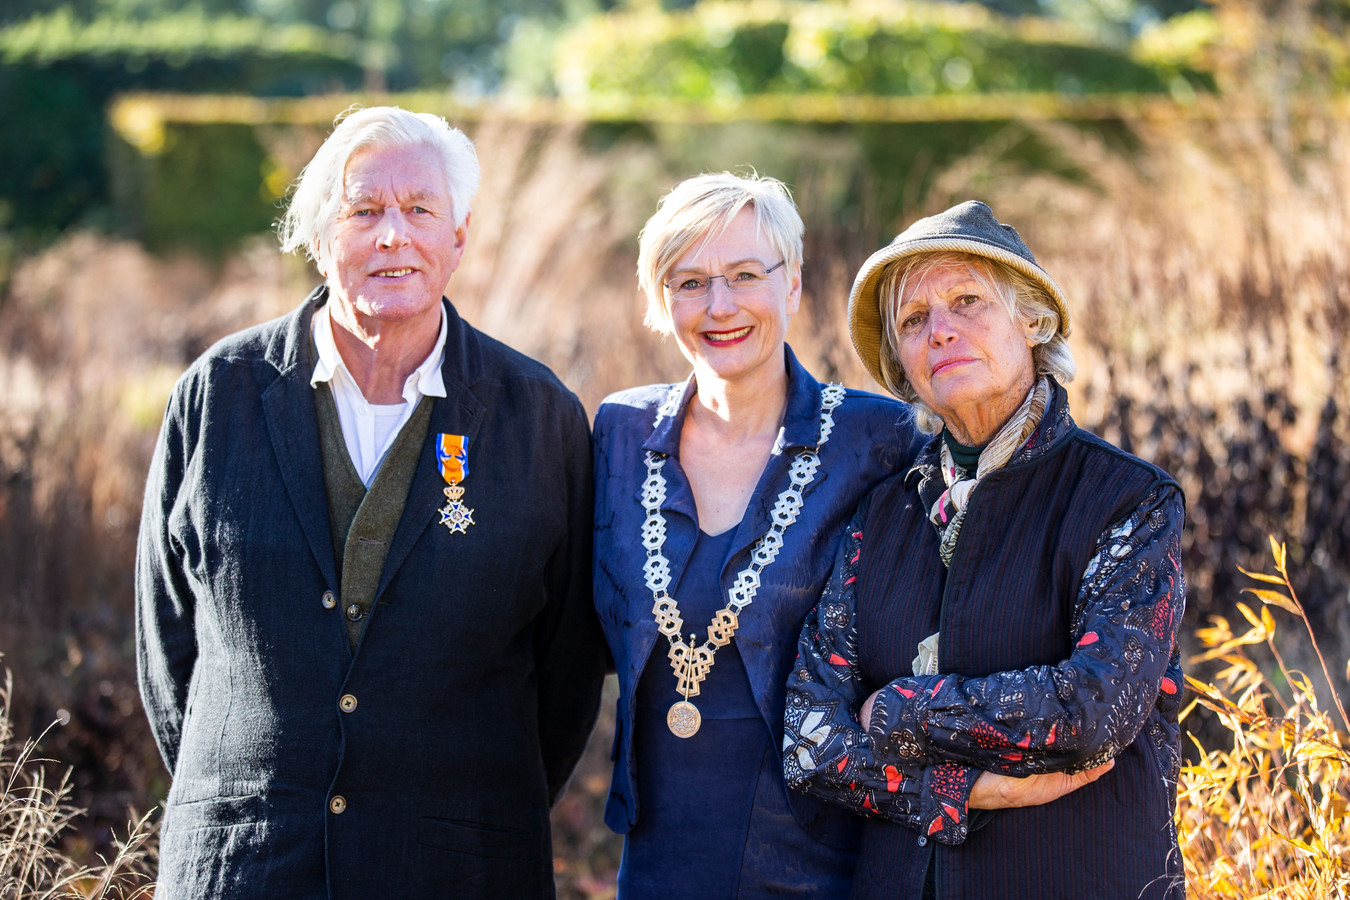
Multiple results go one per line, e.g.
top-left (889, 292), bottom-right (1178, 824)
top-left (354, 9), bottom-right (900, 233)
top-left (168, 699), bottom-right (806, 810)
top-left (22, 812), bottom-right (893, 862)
top-left (136, 288), bottom-right (605, 899)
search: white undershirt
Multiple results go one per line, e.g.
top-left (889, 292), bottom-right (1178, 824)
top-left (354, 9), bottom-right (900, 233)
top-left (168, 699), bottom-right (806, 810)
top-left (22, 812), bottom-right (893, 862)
top-left (310, 304), bottom-right (448, 486)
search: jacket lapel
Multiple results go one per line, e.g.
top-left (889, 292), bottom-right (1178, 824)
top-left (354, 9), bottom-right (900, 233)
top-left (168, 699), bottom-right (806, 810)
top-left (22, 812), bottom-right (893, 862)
top-left (728, 351), bottom-right (830, 730)
top-left (633, 375), bottom-right (700, 602)
top-left (377, 300), bottom-right (484, 596)
top-left (261, 293), bottom-right (339, 590)
top-left (723, 347), bottom-right (830, 595)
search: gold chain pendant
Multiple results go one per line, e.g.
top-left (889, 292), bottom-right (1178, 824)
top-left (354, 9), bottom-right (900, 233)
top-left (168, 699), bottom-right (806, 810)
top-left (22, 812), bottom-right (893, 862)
top-left (639, 384), bottom-right (845, 743)
top-left (667, 700), bottom-right (701, 738)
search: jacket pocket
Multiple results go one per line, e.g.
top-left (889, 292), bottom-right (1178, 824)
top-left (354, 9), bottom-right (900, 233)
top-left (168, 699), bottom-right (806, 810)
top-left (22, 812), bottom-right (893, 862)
top-left (164, 792), bottom-right (265, 828)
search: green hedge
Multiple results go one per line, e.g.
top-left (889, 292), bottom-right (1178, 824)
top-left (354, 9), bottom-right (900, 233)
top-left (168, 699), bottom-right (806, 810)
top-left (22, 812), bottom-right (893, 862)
top-left (549, 0), bottom-right (1211, 103)
top-left (0, 11), bottom-right (360, 238)
top-left (108, 117), bottom-right (277, 256)
top-left (0, 10), bottom-right (360, 85)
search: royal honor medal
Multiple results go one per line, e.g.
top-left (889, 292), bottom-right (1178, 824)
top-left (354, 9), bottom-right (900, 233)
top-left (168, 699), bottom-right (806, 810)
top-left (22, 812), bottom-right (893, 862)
top-left (436, 434), bottom-right (475, 534)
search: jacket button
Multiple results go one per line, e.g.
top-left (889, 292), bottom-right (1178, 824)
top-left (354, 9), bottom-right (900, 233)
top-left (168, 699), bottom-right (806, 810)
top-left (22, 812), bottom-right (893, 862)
top-left (339, 694), bottom-right (358, 713)
top-left (329, 795), bottom-right (346, 815)
top-left (345, 604), bottom-right (363, 621)
top-left (321, 591), bottom-right (337, 609)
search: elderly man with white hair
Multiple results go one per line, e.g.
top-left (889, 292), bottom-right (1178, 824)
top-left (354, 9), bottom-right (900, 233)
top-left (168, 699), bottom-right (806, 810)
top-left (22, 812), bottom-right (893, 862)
top-left (136, 106), bottom-right (605, 899)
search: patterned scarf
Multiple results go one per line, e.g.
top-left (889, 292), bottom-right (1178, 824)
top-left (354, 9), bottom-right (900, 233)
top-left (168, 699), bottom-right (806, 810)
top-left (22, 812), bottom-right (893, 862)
top-left (925, 376), bottom-right (1051, 567)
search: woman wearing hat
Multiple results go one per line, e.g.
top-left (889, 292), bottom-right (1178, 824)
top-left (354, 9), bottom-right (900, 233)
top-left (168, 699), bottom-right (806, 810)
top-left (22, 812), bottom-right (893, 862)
top-left (783, 201), bottom-right (1186, 899)
top-left (590, 172), bottom-right (930, 896)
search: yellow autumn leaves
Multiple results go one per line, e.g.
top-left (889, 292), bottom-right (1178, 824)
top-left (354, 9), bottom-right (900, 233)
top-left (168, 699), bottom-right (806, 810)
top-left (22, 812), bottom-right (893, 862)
top-left (1179, 537), bottom-right (1349, 899)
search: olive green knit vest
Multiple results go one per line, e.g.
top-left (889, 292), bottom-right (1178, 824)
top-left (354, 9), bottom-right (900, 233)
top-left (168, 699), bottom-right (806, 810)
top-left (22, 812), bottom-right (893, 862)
top-left (314, 383), bottom-right (433, 651)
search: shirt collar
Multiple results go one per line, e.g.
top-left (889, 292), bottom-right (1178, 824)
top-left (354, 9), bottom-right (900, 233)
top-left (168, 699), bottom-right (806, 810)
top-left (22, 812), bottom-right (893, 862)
top-left (310, 301), bottom-right (448, 402)
top-left (641, 345), bottom-right (822, 457)
top-left (777, 344), bottom-right (828, 451)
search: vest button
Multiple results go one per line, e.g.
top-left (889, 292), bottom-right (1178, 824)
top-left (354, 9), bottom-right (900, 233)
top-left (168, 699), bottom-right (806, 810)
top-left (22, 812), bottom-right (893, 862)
top-left (339, 694), bottom-right (358, 713)
top-left (345, 604), bottom-right (363, 622)
top-left (321, 591), bottom-right (336, 609)
top-left (329, 795), bottom-right (347, 815)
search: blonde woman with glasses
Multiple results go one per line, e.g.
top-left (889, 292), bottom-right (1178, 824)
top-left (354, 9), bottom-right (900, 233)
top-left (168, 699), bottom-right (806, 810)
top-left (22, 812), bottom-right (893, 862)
top-left (590, 172), bottom-right (921, 896)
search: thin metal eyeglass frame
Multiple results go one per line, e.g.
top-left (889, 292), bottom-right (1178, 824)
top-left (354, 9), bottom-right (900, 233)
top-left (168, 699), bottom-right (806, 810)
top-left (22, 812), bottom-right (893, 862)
top-left (665, 260), bottom-right (787, 300)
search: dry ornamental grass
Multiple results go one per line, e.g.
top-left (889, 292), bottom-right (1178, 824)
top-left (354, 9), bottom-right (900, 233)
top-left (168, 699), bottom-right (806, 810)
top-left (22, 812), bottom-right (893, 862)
top-left (0, 663), bottom-right (155, 899)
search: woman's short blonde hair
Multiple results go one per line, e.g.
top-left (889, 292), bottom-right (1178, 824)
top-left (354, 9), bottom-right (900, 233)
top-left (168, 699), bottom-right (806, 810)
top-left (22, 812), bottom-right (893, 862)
top-left (878, 251), bottom-right (1076, 434)
top-left (636, 172), bottom-right (803, 334)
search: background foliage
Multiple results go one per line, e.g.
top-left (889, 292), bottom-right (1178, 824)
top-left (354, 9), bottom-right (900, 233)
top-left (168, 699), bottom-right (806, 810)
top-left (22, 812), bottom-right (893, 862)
top-left (543, 0), bottom-right (1206, 102)
top-left (1, 0), bottom-right (1349, 897)
top-left (0, 0), bottom-right (1231, 245)
top-left (0, 11), bottom-right (360, 239)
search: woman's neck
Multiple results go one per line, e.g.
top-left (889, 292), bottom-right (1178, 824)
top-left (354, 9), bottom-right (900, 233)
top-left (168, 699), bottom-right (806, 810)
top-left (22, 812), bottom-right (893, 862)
top-left (678, 364), bottom-right (790, 536)
top-left (943, 369), bottom-right (1036, 446)
top-left (686, 364), bottom-right (789, 444)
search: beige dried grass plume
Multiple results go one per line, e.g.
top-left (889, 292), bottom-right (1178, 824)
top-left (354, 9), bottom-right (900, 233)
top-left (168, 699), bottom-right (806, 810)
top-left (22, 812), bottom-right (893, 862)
top-left (0, 662), bottom-right (156, 900)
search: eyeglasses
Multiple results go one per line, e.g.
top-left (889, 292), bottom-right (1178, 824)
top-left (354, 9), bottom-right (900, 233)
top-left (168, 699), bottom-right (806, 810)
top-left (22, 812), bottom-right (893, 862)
top-left (664, 260), bottom-right (786, 301)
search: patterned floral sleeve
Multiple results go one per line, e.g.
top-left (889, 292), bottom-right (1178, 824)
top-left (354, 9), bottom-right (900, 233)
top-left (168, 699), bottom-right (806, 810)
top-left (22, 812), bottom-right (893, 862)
top-left (867, 484), bottom-right (1186, 778)
top-left (783, 502), bottom-right (981, 845)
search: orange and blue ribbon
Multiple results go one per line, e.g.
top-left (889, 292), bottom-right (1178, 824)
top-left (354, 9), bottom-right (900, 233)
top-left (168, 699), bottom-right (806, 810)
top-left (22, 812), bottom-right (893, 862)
top-left (436, 434), bottom-right (469, 485)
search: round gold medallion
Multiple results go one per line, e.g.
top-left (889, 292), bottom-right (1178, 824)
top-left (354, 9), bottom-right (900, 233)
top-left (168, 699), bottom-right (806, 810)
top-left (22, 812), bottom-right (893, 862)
top-left (667, 700), bottom-right (701, 738)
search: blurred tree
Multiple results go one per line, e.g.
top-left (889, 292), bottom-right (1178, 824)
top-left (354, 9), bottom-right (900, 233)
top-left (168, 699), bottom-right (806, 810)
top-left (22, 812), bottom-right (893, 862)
top-left (978, 0), bottom-right (1207, 40)
top-left (979, 0), bottom-right (1205, 20)
top-left (1201, 0), bottom-right (1345, 152)
top-left (4, 0), bottom-right (618, 89)
top-left (5, 0), bottom-right (1222, 86)
top-left (541, 0), bottom-right (1202, 103)
top-left (4, 0), bottom-right (249, 24)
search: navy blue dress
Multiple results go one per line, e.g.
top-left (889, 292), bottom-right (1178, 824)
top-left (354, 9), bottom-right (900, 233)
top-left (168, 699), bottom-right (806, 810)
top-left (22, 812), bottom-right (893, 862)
top-left (621, 529), bottom-right (856, 898)
top-left (593, 347), bottom-right (924, 899)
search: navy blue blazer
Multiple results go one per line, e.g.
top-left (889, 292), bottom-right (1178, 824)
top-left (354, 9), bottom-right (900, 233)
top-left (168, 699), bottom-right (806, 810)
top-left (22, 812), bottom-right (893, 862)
top-left (136, 288), bottom-right (605, 899)
top-left (592, 347), bottom-right (921, 850)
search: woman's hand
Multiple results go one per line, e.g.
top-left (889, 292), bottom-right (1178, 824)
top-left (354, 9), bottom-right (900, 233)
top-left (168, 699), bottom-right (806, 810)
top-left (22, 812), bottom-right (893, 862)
top-left (859, 688), bottom-right (881, 730)
top-left (968, 761), bottom-right (1115, 810)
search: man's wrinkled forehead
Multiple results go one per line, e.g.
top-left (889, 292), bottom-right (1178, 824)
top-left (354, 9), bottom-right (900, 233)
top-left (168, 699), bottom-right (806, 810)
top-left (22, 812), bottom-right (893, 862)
top-left (338, 147), bottom-right (448, 208)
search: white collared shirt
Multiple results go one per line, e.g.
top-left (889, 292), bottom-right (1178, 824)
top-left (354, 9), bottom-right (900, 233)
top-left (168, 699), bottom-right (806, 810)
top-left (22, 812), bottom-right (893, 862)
top-left (311, 304), bottom-right (448, 486)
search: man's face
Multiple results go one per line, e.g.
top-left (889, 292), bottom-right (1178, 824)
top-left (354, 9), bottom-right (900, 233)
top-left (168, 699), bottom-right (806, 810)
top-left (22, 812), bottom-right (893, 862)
top-left (319, 142), bottom-right (468, 332)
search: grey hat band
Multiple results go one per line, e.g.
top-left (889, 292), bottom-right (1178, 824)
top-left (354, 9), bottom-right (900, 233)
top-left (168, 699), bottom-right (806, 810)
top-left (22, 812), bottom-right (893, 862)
top-left (859, 236), bottom-right (1069, 315)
